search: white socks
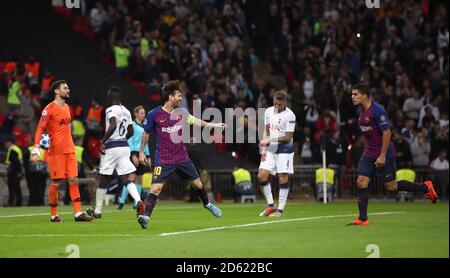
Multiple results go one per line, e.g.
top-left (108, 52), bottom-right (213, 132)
top-left (94, 188), bottom-right (107, 214)
top-left (260, 182), bottom-right (274, 205)
top-left (278, 187), bottom-right (289, 211)
top-left (127, 182), bottom-right (142, 202)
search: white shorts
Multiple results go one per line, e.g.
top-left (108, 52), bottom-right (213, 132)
top-left (259, 152), bottom-right (294, 175)
top-left (99, 147), bottom-right (136, 176)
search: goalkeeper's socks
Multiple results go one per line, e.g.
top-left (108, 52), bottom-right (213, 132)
top-left (260, 180), bottom-right (274, 206)
top-left (197, 187), bottom-right (209, 207)
top-left (397, 180), bottom-right (428, 193)
top-left (144, 193), bottom-right (158, 217)
top-left (357, 188), bottom-right (369, 221)
top-left (69, 183), bottom-right (81, 213)
top-left (120, 185), bottom-right (129, 205)
top-left (49, 183), bottom-right (59, 216)
top-left (278, 183), bottom-right (289, 211)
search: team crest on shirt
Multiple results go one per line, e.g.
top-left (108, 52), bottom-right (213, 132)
top-left (42, 110), bottom-right (48, 116)
top-left (364, 117), bottom-right (370, 124)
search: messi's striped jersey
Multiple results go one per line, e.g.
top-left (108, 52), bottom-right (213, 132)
top-left (143, 106), bottom-right (191, 165)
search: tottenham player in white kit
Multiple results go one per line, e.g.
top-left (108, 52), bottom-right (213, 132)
top-left (258, 91), bottom-right (296, 217)
top-left (87, 87), bottom-right (144, 219)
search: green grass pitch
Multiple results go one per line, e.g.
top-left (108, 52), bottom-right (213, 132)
top-left (0, 201), bottom-right (448, 258)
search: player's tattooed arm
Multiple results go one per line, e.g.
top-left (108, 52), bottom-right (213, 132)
top-left (139, 132), bottom-right (150, 166)
top-left (100, 117), bottom-right (117, 154)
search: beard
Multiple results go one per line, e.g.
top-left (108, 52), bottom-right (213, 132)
top-left (61, 95), bottom-right (70, 101)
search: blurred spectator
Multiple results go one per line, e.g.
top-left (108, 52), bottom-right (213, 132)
top-left (86, 98), bottom-right (104, 138)
top-left (17, 87), bottom-right (40, 141)
top-left (113, 40), bottom-right (131, 76)
top-left (410, 131), bottom-right (431, 167)
top-left (299, 127), bottom-right (314, 164)
top-left (4, 136), bottom-right (23, 206)
top-left (24, 54), bottom-right (40, 95)
top-left (325, 129), bottom-right (346, 195)
top-left (231, 165), bottom-right (254, 203)
top-left (402, 89), bottom-right (423, 121)
top-left (392, 129), bottom-right (413, 169)
top-left (430, 150), bottom-right (449, 199)
top-left (315, 107), bottom-right (338, 144)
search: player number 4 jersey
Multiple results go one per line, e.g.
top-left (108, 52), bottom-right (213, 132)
top-left (105, 105), bottom-right (132, 144)
top-left (264, 106), bottom-right (296, 154)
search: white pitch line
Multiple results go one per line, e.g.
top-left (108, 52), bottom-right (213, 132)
top-left (158, 211), bottom-right (405, 236)
top-left (0, 211), bottom-right (405, 238)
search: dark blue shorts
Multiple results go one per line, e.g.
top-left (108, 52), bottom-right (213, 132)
top-left (357, 155), bottom-right (396, 183)
top-left (152, 160), bottom-right (199, 184)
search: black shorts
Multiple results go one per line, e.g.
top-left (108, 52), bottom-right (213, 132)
top-left (152, 160), bottom-right (199, 184)
top-left (130, 152), bottom-right (151, 175)
top-left (357, 155), bottom-right (396, 183)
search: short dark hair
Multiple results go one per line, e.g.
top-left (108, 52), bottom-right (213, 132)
top-left (50, 80), bottom-right (67, 93)
top-left (352, 83), bottom-right (370, 96)
top-left (161, 80), bottom-right (180, 103)
top-left (108, 86), bottom-right (122, 101)
top-left (274, 90), bottom-right (287, 101)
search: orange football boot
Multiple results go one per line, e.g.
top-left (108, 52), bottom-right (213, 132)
top-left (347, 218), bottom-right (369, 226)
top-left (424, 181), bottom-right (438, 204)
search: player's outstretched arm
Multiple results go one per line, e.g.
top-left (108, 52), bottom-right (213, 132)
top-left (191, 115), bottom-right (227, 131)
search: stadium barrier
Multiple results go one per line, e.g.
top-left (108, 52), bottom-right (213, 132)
top-left (158, 165), bottom-right (434, 200)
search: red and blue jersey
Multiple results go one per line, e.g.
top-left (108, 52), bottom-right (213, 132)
top-left (143, 106), bottom-right (190, 165)
top-left (358, 101), bottom-right (395, 159)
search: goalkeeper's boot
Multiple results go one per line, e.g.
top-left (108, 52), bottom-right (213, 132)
top-left (86, 208), bottom-right (101, 219)
top-left (205, 203), bottom-right (222, 217)
top-left (268, 210), bottom-right (283, 217)
top-left (137, 215), bottom-right (150, 229)
top-left (347, 218), bottom-right (369, 226)
top-left (50, 216), bottom-right (63, 222)
top-left (259, 207), bottom-right (277, 217)
top-left (136, 201), bottom-right (145, 218)
top-left (74, 213), bottom-right (94, 222)
top-left (424, 181), bottom-right (438, 204)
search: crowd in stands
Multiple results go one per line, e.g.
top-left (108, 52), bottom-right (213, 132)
top-left (0, 0), bottom-right (449, 205)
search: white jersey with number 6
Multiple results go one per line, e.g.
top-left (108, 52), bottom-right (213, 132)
top-left (105, 104), bottom-right (132, 143)
top-left (100, 104), bottom-right (135, 176)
